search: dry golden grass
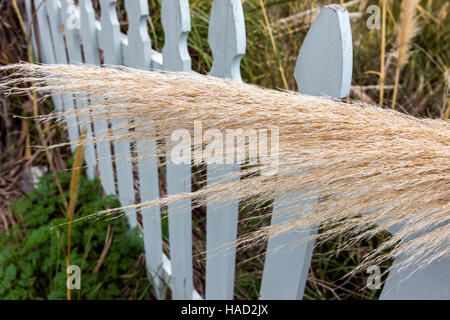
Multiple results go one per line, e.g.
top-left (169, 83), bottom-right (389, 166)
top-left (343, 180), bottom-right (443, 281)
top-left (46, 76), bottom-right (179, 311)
top-left (66, 127), bottom-right (87, 300)
top-left (378, 0), bottom-right (388, 107)
top-left (391, 0), bottom-right (420, 110)
top-left (1, 63), bottom-right (449, 277)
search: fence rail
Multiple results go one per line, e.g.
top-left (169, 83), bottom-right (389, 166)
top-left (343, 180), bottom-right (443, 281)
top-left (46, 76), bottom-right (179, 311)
top-left (24, 0), bottom-right (448, 300)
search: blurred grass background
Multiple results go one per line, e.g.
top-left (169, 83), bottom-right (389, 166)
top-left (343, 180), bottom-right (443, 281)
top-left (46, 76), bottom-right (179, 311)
top-left (0, 0), bottom-right (448, 299)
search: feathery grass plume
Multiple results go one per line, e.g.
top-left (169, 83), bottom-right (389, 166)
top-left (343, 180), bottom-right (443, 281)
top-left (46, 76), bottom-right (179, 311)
top-left (391, 0), bottom-right (420, 110)
top-left (1, 63), bottom-right (449, 277)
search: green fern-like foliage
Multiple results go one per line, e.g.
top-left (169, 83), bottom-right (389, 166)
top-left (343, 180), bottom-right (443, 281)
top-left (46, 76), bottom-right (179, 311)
top-left (0, 167), bottom-right (151, 300)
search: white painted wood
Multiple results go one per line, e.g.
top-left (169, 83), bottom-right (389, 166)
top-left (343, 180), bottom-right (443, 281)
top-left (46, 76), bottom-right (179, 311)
top-left (32, 0), bottom-right (68, 147)
top-left (123, 0), bottom-right (164, 297)
top-left (380, 225), bottom-right (450, 300)
top-left (162, 0), bottom-right (192, 71)
top-left (124, 0), bottom-right (152, 69)
top-left (99, 0), bottom-right (137, 228)
top-left (380, 255), bottom-right (450, 300)
top-left (79, 0), bottom-right (116, 197)
top-left (43, 0), bottom-right (80, 153)
top-left (295, 4), bottom-right (353, 98)
top-left (59, 0), bottom-right (97, 181)
top-left (24, 0), bottom-right (38, 61)
top-left (205, 0), bottom-right (246, 300)
top-left (260, 194), bottom-right (317, 300)
top-left (165, 163), bottom-right (193, 300)
top-left (99, 0), bottom-right (122, 65)
top-left (162, 0), bottom-right (193, 300)
top-left (79, 0), bottom-right (101, 66)
top-left (260, 4), bottom-right (353, 300)
top-left (160, 253), bottom-right (203, 300)
top-left (151, 50), bottom-right (163, 69)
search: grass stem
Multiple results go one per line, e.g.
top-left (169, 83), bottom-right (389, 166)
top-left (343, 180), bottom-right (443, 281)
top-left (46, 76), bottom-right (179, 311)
top-left (66, 127), bottom-right (87, 300)
top-left (379, 0), bottom-right (387, 106)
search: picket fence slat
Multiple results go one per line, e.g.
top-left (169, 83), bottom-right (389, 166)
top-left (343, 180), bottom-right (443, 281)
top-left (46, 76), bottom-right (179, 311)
top-left (79, 0), bottom-right (118, 198)
top-left (122, 0), bottom-right (165, 297)
top-left (124, 0), bottom-right (152, 69)
top-left (42, 0), bottom-right (80, 154)
top-left (31, 0), bottom-right (67, 142)
top-left (79, 0), bottom-right (101, 66)
top-left (205, 0), bottom-right (246, 300)
top-left (161, 0), bottom-right (191, 71)
top-left (294, 4), bottom-right (353, 98)
top-left (260, 195), bottom-right (317, 300)
top-left (260, 5), bottom-right (353, 300)
top-left (99, 0), bottom-right (137, 228)
top-left (380, 254), bottom-right (450, 300)
top-left (161, 0), bottom-right (193, 300)
top-left (380, 223), bottom-right (449, 299)
top-left (58, 0), bottom-right (98, 181)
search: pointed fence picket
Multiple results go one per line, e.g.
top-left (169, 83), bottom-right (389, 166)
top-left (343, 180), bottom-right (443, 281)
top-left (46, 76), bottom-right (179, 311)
top-left (25, 0), bottom-right (448, 300)
top-left (205, 0), bottom-right (245, 300)
top-left (30, 0), bottom-right (77, 154)
top-left (161, 0), bottom-right (194, 300)
top-left (260, 5), bottom-right (353, 300)
top-left (45, 0), bottom-right (80, 157)
top-left (80, 0), bottom-right (116, 197)
top-left (59, 0), bottom-right (97, 180)
top-left (122, 0), bottom-right (164, 298)
top-left (98, 0), bottom-right (137, 229)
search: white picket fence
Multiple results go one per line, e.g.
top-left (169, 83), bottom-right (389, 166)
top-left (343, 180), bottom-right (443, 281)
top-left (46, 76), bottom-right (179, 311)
top-left (25, 0), bottom-right (449, 300)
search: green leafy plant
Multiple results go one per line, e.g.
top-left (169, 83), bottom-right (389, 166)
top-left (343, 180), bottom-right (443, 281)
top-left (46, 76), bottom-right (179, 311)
top-left (0, 166), bottom-right (152, 300)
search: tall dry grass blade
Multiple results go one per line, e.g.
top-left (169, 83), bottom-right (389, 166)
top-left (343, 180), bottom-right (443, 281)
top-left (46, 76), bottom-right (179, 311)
top-left (0, 63), bottom-right (448, 276)
top-left (66, 127), bottom-right (87, 300)
top-left (258, 0), bottom-right (289, 90)
top-left (391, 0), bottom-right (420, 110)
top-left (379, 0), bottom-right (387, 106)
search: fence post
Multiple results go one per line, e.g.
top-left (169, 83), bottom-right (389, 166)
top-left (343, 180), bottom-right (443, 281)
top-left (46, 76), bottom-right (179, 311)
top-left (161, 0), bottom-right (193, 300)
top-left (43, 0), bottom-right (80, 154)
top-left (205, 0), bottom-right (246, 300)
top-left (99, 0), bottom-right (137, 228)
top-left (380, 235), bottom-right (450, 299)
top-left (59, 0), bottom-right (98, 181)
top-left (123, 0), bottom-right (165, 297)
top-left (260, 4), bottom-right (353, 300)
top-left (79, 0), bottom-right (117, 197)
